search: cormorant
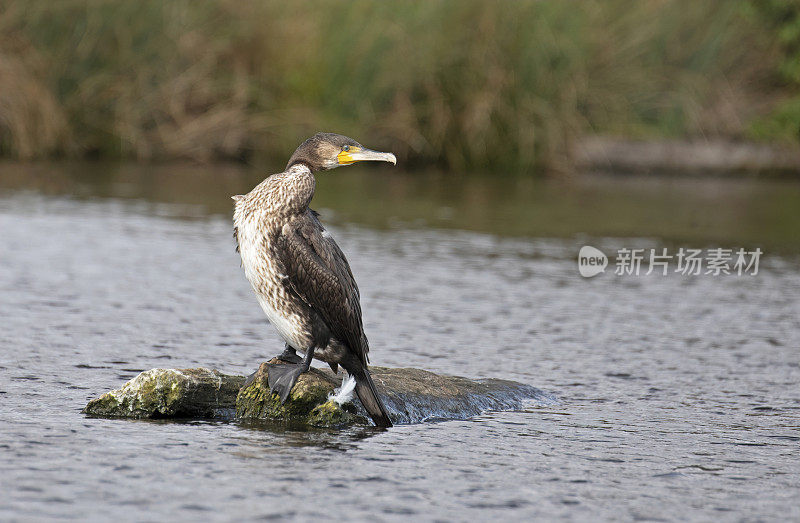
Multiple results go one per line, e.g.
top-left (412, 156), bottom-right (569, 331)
top-left (232, 133), bottom-right (396, 427)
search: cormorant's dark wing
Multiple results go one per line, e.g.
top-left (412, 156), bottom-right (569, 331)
top-left (276, 210), bottom-right (369, 364)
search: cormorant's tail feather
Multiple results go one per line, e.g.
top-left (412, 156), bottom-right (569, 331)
top-left (353, 368), bottom-right (392, 428)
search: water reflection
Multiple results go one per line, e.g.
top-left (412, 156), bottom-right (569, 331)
top-left (1, 161), bottom-right (799, 252)
top-left (233, 420), bottom-right (383, 451)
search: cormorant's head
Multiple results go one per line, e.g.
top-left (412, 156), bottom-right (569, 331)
top-left (286, 132), bottom-right (396, 172)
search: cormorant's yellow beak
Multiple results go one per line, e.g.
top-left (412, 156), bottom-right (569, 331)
top-left (337, 146), bottom-right (397, 166)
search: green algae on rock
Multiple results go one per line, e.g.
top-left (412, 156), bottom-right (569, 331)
top-left (84, 363), bottom-right (551, 425)
top-left (307, 400), bottom-right (364, 428)
top-left (83, 368), bottom-right (245, 419)
top-left (235, 361), bottom-right (362, 428)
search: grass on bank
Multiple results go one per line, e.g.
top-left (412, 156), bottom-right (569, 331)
top-left (0, 0), bottom-right (796, 173)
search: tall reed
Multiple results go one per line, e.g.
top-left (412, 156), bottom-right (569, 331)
top-left (0, 0), bottom-right (785, 173)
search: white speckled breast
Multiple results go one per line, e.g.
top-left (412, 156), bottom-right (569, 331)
top-left (232, 164), bottom-right (316, 351)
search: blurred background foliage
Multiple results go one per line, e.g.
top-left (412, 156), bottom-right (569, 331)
top-left (0, 0), bottom-right (798, 173)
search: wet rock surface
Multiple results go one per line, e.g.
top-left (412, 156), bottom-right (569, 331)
top-left (83, 368), bottom-right (245, 419)
top-left (369, 367), bottom-right (548, 424)
top-left (84, 362), bottom-right (550, 426)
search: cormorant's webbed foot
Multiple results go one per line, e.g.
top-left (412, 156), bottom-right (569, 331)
top-left (267, 363), bottom-right (307, 403)
top-left (267, 346), bottom-right (315, 404)
top-left (277, 344), bottom-right (302, 364)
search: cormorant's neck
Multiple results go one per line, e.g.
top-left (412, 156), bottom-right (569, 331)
top-left (279, 163), bottom-right (316, 213)
top-left (286, 162), bottom-right (313, 176)
top-left (287, 159), bottom-right (317, 173)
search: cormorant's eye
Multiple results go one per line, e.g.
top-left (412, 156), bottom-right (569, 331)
top-left (342, 145), bottom-right (350, 151)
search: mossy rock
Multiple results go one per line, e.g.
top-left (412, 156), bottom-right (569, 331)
top-left (307, 400), bottom-right (364, 428)
top-left (235, 361), bottom-right (362, 427)
top-left (84, 362), bottom-right (551, 426)
top-left (83, 368), bottom-right (244, 419)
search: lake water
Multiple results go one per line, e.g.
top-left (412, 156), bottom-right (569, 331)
top-left (1, 163), bottom-right (799, 521)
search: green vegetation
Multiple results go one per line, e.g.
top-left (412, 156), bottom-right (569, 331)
top-left (0, 1), bottom-right (797, 172)
top-left (748, 1), bottom-right (800, 142)
top-left (235, 363), bottom-right (351, 425)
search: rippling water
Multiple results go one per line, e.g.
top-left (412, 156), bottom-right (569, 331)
top-left (1, 165), bottom-right (799, 521)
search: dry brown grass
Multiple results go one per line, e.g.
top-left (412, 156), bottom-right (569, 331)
top-left (0, 21), bottom-right (69, 159)
top-left (0, 0), bottom-right (786, 172)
